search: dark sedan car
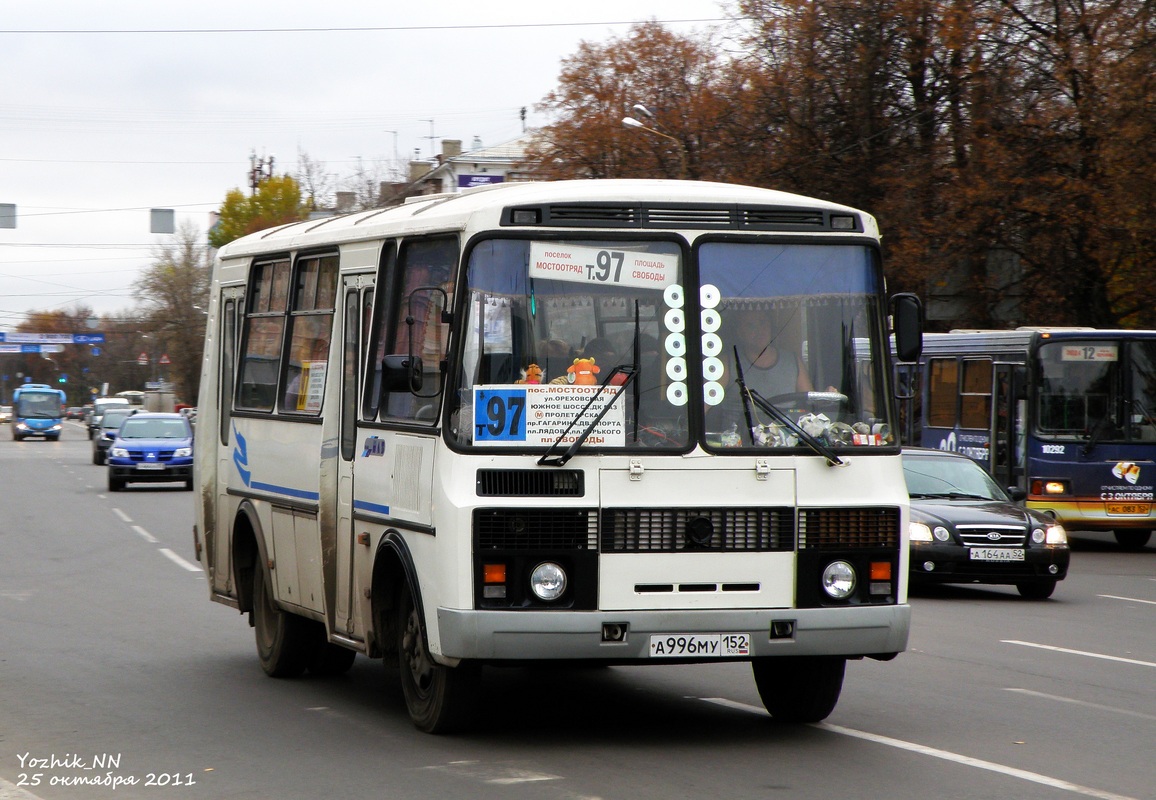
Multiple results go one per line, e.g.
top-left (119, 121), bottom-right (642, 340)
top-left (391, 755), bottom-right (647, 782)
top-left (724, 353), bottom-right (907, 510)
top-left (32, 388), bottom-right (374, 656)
top-left (92, 407), bottom-right (137, 465)
top-left (902, 448), bottom-right (1070, 599)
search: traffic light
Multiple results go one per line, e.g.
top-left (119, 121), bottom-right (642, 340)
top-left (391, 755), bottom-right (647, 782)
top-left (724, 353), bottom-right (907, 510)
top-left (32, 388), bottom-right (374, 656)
top-left (58, 373), bottom-right (68, 384)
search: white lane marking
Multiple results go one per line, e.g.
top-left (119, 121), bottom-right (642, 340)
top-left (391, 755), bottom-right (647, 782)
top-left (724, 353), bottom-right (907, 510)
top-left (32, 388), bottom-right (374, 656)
top-left (132, 525), bottom-right (158, 544)
top-left (112, 507), bottom-right (132, 523)
top-left (423, 761), bottom-right (561, 785)
top-left (159, 547), bottom-right (202, 572)
top-left (1003, 688), bottom-right (1156, 722)
top-left (702, 697), bottom-right (1138, 800)
top-left (1003, 640), bottom-right (1156, 669)
top-left (1098, 594), bottom-right (1156, 606)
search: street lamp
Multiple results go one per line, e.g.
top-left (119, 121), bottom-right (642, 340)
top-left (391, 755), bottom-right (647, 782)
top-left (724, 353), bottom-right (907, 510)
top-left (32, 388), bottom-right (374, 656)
top-left (622, 111), bottom-right (688, 180)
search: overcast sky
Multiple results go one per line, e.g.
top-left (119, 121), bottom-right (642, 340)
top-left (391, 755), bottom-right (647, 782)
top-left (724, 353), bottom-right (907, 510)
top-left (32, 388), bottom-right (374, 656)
top-left (0, 0), bottom-right (728, 328)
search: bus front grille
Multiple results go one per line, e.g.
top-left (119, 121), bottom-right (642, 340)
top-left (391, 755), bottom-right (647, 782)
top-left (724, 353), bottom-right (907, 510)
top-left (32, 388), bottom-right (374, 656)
top-left (476, 469), bottom-right (585, 497)
top-left (475, 508), bottom-right (599, 550)
top-left (601, 507), bottom-right (795, 553)
top-left (797, 507), bottom-right (900, 549)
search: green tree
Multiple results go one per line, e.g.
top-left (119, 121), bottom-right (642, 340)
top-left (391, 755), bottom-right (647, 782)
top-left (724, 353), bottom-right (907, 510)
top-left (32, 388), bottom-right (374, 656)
top-left (208, 174), bottom-right (308, 249)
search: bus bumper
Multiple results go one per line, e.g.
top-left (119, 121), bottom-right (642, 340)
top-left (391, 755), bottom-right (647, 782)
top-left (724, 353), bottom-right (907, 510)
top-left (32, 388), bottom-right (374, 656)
top-left (435, 604), bottom-right (910, 662)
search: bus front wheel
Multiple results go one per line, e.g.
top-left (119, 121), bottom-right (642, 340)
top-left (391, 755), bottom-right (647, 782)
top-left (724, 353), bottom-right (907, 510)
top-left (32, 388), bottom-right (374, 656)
top-left (397, 585), bottom-right (479, 734)
top-left (1114, 530), bottom-right (1152, 550)
top-left (252, 564), bottom-right (310, 678)
top-left (752, 656), bottom-right (845, 723)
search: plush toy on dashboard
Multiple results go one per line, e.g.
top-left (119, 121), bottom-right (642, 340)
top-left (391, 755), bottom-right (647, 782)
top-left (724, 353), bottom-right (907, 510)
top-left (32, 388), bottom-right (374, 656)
top-left (566, 356), bottom-right (600, 385)
top-left (516, 363), bottom-right (543, 384)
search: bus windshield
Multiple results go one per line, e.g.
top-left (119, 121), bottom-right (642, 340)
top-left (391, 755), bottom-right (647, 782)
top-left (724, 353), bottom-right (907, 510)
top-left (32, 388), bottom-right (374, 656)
top-left (452, 237), bottom-right (892, 453)
top-left (15, 392), bottom-right (62, 419)
top-left (1037, 338), bottom-right (1156, 442)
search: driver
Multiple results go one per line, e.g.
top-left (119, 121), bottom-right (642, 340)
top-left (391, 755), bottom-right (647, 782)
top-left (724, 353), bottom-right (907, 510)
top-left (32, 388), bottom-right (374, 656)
top-left (733, 309), bottom-right (816, 396)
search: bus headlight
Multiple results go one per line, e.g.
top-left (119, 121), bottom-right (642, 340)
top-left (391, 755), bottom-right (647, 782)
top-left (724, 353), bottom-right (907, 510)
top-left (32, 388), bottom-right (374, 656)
top-left (529, 561), bottom-right (567, 601)
top-left (821, 560), bottom-right (856, 599)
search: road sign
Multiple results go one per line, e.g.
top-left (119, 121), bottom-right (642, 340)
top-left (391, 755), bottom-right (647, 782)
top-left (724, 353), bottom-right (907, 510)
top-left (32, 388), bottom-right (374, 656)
top-left (159, 353), bottom-right (171, 365)
top-left (137, 352), bottom-right (149, 365)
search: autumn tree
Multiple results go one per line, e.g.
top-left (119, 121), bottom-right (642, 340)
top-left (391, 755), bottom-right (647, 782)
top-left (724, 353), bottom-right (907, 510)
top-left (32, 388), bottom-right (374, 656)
top-left (208, 173), bottom-right (308, 249)
top-left (137, 220), bottom-right (211, 404)
top-left (524, 21), bottom-right (732, 181)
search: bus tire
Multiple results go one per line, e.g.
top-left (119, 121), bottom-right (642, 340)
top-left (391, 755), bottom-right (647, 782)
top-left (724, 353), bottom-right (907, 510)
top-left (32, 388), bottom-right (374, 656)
top-left (1016, 579), bottom-right (1057, 599)
top-left (253, 563), bottom-right (310, 678)
top-left (1114, 530), bottom-right (1151, 550)
top-left (397, 584), bottom-right (479, 734)
top-left (752, 656), bottom-right (845, 723)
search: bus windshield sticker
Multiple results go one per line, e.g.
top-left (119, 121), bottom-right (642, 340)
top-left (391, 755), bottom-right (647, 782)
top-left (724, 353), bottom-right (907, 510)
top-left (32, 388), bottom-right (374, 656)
top-left (528, 242), bottom-right (678, 290)
top-left (1061, 344), bottom-right (1118, 362)
top-left (473, 384), bottom-right (626, 447)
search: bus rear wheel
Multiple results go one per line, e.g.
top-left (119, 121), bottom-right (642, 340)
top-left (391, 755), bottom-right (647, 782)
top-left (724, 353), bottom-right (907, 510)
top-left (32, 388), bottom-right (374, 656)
top-left (252, 564), bottom-right (310, 678)
top-left (1114, 530), bottom-right (1152, 550)
top-left (752, 656), bottom-right (845, 723)
top-left (397, 585), bottom-right (479, 733)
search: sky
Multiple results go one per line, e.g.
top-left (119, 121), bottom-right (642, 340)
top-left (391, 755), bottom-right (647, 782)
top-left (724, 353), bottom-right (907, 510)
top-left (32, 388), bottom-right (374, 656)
top-left (0, 0), bottom-right (730, 330)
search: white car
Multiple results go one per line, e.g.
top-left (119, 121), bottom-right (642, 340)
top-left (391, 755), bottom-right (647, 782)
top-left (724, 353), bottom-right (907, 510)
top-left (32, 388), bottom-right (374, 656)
top-left (0, 405), bottom-right (12, 424)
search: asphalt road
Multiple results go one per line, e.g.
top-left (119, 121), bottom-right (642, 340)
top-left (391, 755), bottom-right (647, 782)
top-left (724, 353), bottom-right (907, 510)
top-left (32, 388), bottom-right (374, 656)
top-left (1, 423), bottom-right (1153, 800)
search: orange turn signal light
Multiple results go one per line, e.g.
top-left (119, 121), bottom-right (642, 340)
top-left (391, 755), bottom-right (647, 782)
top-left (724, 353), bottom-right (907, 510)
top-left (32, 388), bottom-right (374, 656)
top-left (870, 562), bottom-right (892, 581)
top-left (483, 563), bottom-right (507, 584)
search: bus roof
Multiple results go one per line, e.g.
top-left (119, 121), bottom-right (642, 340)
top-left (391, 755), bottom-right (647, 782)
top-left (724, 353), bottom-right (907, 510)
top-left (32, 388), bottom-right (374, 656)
top-left (216, 179), bottom-right (878, 260)
top-left (920, 327), bottom-right (1156, 358)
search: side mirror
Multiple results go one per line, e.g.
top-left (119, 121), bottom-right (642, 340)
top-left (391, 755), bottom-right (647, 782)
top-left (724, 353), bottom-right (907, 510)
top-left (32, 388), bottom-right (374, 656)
top-left (1006, 486), bottom-right (1027, 502)
top-left (892, 293), bottom-right (924, 363)
top-left (381, 354), bottom-right (423, 394)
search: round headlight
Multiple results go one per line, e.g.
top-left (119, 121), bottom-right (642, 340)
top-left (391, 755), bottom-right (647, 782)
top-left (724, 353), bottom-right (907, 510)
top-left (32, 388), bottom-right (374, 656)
top-left (933, 526), bottom-right (951, 542)
top-left (821, 560), bottom-right (856, 599)
top-left (1031, 528), bottom-right (1045, 544)
top-left (529, 561), bottom-right (567, 601)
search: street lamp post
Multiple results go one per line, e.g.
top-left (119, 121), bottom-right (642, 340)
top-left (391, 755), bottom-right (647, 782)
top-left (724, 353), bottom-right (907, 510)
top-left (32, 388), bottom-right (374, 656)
top-left (622, 109), bottom-right (688, 180)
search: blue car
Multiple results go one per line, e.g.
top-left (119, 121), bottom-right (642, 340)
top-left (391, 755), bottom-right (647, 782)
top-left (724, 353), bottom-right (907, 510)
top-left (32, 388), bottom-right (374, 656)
top-left (106, 412), bottom-right (194, 492)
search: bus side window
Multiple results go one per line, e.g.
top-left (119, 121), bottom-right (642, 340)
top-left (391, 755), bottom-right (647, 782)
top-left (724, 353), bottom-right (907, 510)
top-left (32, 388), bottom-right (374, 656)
top-left (927, 358), bottom-right (958, 428)
top-left (237, 259), bottom-right (291, 411)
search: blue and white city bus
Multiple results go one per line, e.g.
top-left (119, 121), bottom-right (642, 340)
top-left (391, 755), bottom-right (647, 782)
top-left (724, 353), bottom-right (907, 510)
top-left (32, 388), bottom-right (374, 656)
top-left (11, 383), bottom-right (66, 441)
top-left (896, 327), bottom-right (1156, 549)
top-left (194, 179), bottom-right (923, 732)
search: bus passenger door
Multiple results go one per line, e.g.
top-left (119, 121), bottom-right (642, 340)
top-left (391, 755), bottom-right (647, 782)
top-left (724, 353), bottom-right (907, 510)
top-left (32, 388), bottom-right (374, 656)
top-left (335, 279), bottom-right (373, 639)
top-left (991, 363), bottom-right (1024, 492)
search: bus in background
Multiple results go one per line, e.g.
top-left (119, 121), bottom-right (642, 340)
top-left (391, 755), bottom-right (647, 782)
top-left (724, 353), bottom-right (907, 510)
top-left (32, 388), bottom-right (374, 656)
top-left (11, 383), bottom-right (66, 441)
top-left (115, 390), bottom-right (146, 406)
top-left (895, 327), bottom-right (1156, 549)
top-left (194, 179), bottom-right (923, 733)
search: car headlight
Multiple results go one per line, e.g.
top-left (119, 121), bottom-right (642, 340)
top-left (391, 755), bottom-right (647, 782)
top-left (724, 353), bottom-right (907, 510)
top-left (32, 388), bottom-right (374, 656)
top-left (110, 447), bottom-right (129, 457)
top-left (175, 447), bottom-right (192, 457)
top-left (821, 560), bottom-right (856, 599)
top-left (910, 522), bottom-right (933, 542)
top-left (933, 526), bottom-right (951, 542)
top-left (529, 562), bottom-right (567, 601)
top-left (1045, 524), bottom-right (1067, 545)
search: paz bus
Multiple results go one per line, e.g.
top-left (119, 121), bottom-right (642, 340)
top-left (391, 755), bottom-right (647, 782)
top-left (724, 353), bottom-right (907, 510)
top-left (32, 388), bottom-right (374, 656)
top-left (11, 383), bottom-right (66, 441)
top-left (895, 327), bottom-right (1156, 549)
top-left (193, 179), bottom-right (923, 733)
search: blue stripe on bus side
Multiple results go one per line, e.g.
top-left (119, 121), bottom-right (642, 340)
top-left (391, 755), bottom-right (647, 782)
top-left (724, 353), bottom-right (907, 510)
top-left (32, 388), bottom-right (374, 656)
top-left (353, 499), bottom-right (390, 515)
top-left (249, 481), bottom-right (320, 502)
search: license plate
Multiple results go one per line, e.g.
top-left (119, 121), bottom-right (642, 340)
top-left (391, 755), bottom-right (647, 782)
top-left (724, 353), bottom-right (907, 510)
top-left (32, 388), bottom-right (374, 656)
top-left (1107, 503), bottom-right (1150, 515)
top-left (649, 633), bottom-right (750, 658)
top-left (969, 547), bottom-right (1024, 562)
top-left (135, 463), bottom-right (165, 470)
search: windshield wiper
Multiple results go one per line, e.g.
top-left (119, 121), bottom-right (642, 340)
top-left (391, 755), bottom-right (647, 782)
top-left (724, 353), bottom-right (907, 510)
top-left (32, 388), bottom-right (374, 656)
top-left (732, 347), bottom-right (844, 466)
top-left (536, 365), bottom-right (637, 467)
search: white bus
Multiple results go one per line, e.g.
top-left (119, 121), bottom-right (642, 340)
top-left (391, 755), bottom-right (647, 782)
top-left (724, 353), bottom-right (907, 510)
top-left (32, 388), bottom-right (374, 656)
top-left (193, 179), bottom-right (923, 733)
